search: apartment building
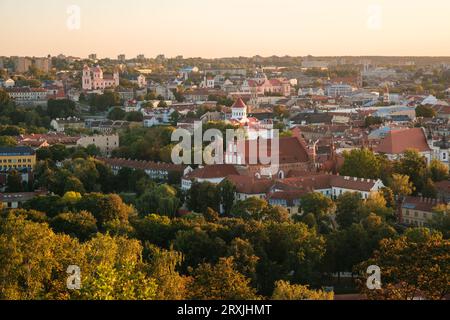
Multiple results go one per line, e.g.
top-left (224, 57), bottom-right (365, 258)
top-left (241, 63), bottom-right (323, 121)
top-left (0, 146), bottom-right (36, 172)
top-left (76, 135), bottom-right (119, 156)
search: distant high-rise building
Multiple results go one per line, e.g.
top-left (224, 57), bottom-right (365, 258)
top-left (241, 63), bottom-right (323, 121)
top-left (137, 54), bottom-right (145, 60)
top-left (0, 57), bottom-right (3, 69)
top-left (118, 54), bottom-right (126, 62)
top-left (13, 57), bottom-right (32, 73)
top-left (34, 57), bottom-right (51, 73)
top-left (156, 54), bottom-right (165, 62)
top-left (88, 54), bottom-right (97, 61)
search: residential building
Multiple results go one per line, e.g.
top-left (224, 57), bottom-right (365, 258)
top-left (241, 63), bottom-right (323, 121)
top-left (84, 119), bottom-right (130, 134)
top-left (401, 196), bottom-right (443, 227)
top-left (34, 57), bottom-right (51, 73)
top-left (142, 108), bottom-right (175, 127)
top-left (6, 88), bottom-right (48, 102)
top-left (226, 175), bottom-right (275, 201)
top-left (100, 157), bottom-right (190, 182)
top-left (325, 84), bottom-right (355, 97)
top-left (0, 146), bottom-right (36, 172)
top-left (13, 57), bottom-right (32, 73)
top-left (130, 75), bottom-right (147, 88)
top-left (181, 164), bottom-right (240, 191)
top-left (50, 118), bottom-right (85, 132)
top-left (76, 135), bottom-right (119, 156)
top-left (0, 191), bottom-right (47, 209)
top-left (241, 73), bottom-right (291, 97)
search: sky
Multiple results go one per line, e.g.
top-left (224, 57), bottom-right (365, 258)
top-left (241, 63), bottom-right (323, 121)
top-left (1, 0), bottom-right (450, 58)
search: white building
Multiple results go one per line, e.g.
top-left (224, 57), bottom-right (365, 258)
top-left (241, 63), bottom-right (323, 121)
top-left (6, 88), bottom-right (48, 102)
top-left (2, 78), bottom-right (15, 88)
top-left (325, 84), bottom-right (355, 97)
top-left (200, 75), bottom-right (215, 89)
top-left (130, 75), bottom-right (147, 88)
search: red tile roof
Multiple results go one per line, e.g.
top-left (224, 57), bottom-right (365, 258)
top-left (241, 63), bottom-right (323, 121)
top-left (232, 98), bottom-right (247, 109)
top-left (238, 136), bottom-right (311, 165)
top-left (402, 196), bottom-right (443, 212)
top-left (226, 175), bottom-right (274, 194)
top-left (99, 158), bottom-right (185, 172)
top-left (374, 128), bottom-right (431, 154)
top-left (186, 164), bottom-right (239, 179)
top-left (275, 174), bottom-right (380, 193)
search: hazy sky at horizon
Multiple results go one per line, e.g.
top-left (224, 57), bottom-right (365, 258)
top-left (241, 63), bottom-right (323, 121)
top-left (1, 0), bottom-right (450, 58)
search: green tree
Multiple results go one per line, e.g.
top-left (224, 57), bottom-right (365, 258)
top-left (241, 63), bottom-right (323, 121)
top-left (430, 204), bottom-right (450, 239)
top-left (0, 136), bottom-right (17, 147)
top-left (125, 111), bottom-right (144, 122)
top-left (394, 149), bottom-right (427, 194)
top-left (300, 192), bottom-right (335, 219)
top-left (188, 257), bottom-right (259, 300)
top-left (136, 184), bottom-right (180, 217)
top-left (79, 234), bottom-right (157, 300)
top-left (51, 211), bottom-right (98, 241)
top-left (357, 228), bottom-right (449, 300)
top-left (77, 193), bottom-right (135, 230)
top-left (231, 197), bottom-right (269, 220)
top-left (389, 173), bottom-right (414, 198)
top-left (226, 238), bottom-right (259, 283)
top-left (0, 214), bottom-right (80, 299)
top-left (6, 170), bottom-right (24, 192)
top-left (415, 105), bottom-right (437, 118)
top-left (47, 99), bottom-right (76, 119)
top-left (0, 89), bottom-right (11, 108)
top-left (340, 149), bottom-right (381, 179)
top-left (272, 280), bottom-right (333, 300)
top-left (429, 159), bottom-right (449, 182)
top-left (219, 179), bottom-right (236, 215)
top-left (145, 244), bottom-right (190, 300)
top-left (422, 178), bottom-right (437, 198)
top-left (108, 107), bottom-right (126, 120)
top-left (187, 182), bottom-right (220, 213)
top-left (335, 192), bottom-right (363, 229)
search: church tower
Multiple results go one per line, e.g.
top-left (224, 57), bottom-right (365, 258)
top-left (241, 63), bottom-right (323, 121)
top-left (82, 65), bottom-right (92, 90)
top-left (231, 98), bottom-right (248, 121)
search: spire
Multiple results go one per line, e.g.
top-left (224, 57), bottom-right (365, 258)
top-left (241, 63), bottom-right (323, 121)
top-left (232, 97), bottom-right (247, 109)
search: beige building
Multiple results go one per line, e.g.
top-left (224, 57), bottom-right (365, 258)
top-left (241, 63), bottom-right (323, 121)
top-left (401, 196), bottom-right (443, 227)
top-left (34, 57), bottom-right (51, 73)
top-left (13, 57), bottom-right (32, 73)
top-left (77, 134), bottom-right (119, 156)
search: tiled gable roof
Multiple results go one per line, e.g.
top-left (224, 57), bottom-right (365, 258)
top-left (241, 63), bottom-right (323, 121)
top-left (374, 128), bottom-right (431, 154)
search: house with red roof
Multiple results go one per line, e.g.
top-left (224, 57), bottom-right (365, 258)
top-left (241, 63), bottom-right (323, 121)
top-left (181, 164), bottom-right (240, 190)
top-left (241, 72), bottom-right (291, 97)
top-left (373, 127), bottom-right (433, 163)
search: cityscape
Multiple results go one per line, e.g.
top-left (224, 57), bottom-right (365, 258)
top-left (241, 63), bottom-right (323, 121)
top-left (0, 0), bottom-right (449, 307)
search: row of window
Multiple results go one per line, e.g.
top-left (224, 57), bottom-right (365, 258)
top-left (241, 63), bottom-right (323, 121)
top-left (404, 210), bottom-right (429, 219)
top-left (404, 219), bottom-right (425, 227)
top-left (1, 164), bottom-right (32, 169)
top-left (1, 158), bottom-right (33, 163)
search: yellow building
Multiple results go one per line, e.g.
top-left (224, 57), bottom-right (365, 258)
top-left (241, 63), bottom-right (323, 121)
top-left (0, 147), bottom-right (36, 171)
